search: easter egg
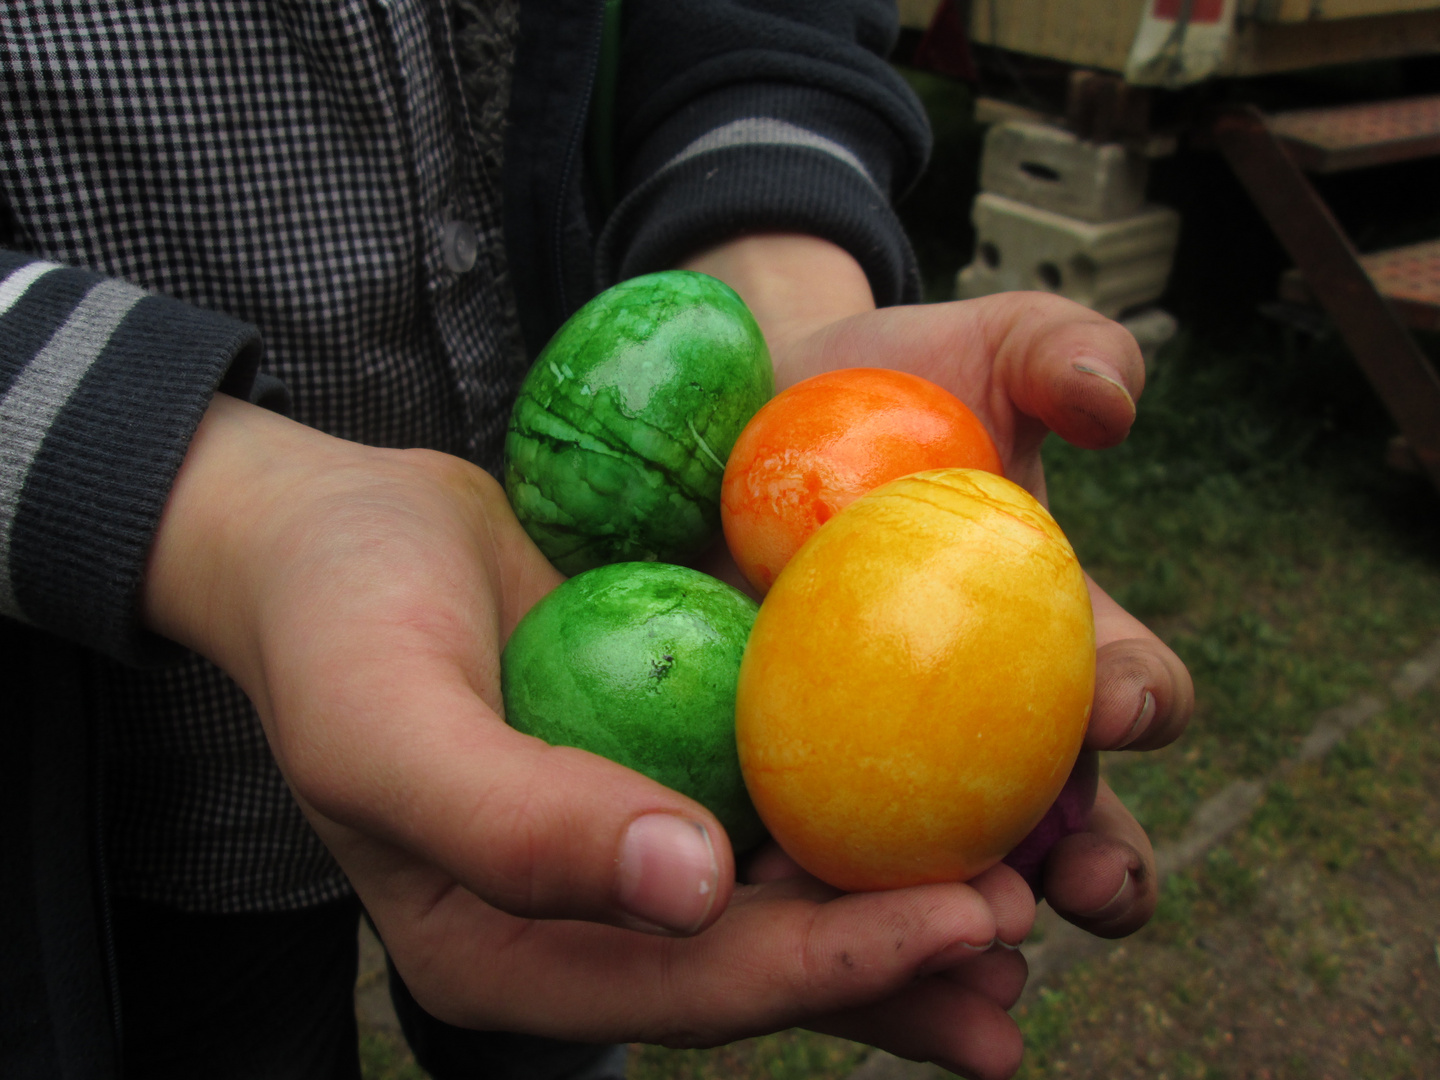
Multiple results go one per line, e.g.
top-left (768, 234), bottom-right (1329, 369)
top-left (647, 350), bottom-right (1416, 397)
top-left (502, 561), bottom-right (766, 852)
top-left (735, 468), bottom-right (1095, 891)
top-left (722, 367), bottom-right (1002, 593)
top-left (505, 271), bottom-right (774, 575)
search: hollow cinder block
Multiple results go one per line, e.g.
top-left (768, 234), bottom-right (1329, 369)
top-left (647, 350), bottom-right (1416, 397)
top-left (981, 121), bottom-right (1150, 224)
top-left (956, 193), bottom-right (1181, 319)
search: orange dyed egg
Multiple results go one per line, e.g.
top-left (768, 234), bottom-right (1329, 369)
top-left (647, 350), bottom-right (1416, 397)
top-left (735, 468), bottom-right (1094, 892)
top-left (721, 368), bottom-right (1001, 593)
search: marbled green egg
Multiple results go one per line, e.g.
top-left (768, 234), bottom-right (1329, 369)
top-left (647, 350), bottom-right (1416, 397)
top-left (505, 271), bottom-right (773, 575)
top-left (501, 561), bottom-right (766, 853)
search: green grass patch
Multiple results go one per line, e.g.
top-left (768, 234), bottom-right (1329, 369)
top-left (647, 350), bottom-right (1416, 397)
top-left (1014, 690), bottom-right (1440, 1078)
top-left (628, 1031), bottom-right (867, 1080)
top-left (359, 1028), bottom-right (429, 1080)
top-left (1046, 319), bottom-right (1440, 842)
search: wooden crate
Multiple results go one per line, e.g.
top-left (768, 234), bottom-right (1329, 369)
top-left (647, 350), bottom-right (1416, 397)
top-left (1253, 0), bottom-right (1440, 21)
top-left (1229, 8), bottom-right (1440, 77)
top-left (899, 0), bottom-right (1440, 82)
top-left (967, 0), bottom-right (1148, 72)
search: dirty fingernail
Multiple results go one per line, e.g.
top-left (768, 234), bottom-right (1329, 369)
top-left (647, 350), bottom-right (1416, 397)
top-left (1074, 362), bottom-right (1137, 417)
top-left (1119, 690), bottom-right (1156, 748)
top-left (1080, 869), bottom-right (1135, 922)
top-left (616, 813), bottom-right (719, 935)
top-left (916, 937), bottom-right (997, 978)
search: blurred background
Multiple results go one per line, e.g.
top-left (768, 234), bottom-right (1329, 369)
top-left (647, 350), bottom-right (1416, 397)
top-left (363, 4), bottom-right (1440, 1077)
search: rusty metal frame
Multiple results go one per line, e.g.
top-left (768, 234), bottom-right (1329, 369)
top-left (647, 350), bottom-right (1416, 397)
top-left (1212, 103), bottom-right (1440, 491)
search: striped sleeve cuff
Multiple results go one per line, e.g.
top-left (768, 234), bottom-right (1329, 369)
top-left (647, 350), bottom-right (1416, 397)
top-left (0, 252), bottom-right (262, 664)
top-left (596, 80), bottom-right (929, 306)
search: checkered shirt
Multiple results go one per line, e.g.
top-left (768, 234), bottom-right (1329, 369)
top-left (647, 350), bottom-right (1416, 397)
top-left (2, 0), bottom-right (525, 911)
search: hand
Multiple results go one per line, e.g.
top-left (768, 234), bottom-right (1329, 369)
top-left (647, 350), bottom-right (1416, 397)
top-left (142, 393), bottom-right (1038, 1079)
top-left (681, 234), bottom-right (1195, 940)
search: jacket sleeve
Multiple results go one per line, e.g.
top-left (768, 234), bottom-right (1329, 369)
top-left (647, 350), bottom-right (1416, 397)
top-left (0, 250), bottom-right (264, 664)
top-left (594, 0), bottom-right (931, 306)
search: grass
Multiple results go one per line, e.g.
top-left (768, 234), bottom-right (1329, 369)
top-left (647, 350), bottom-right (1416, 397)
top-left (1044, 319), bottom-right (1440, 844)
top-left (359, 1028), bottom-right (429, 1080)
top-left (1012, 688), bottom-right (1440, 1079)
top-left (628, 1031), bottom-right (868, 1080)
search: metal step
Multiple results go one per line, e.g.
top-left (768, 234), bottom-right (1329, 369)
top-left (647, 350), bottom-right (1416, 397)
top-left (1215, 102), bottom-right (1440, 492)
top-left (1280, 237), bottom-right (1440, 333)
top-left (1269, 95), bottom-right (1440, 173)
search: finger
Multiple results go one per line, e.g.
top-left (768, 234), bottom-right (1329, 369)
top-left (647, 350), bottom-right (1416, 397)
top-left (298, 696), bottom-right (739, 935)
top-left (1042, 780), bottom-right (1158, 938)
top-left (964, 863), bottom-right (1036, 947)
top-left (1086, 576), bottom-right (1195, 751)
top-left (980, 291), bottom-right (1146, 453)
top-left (811, 980), bottom-right (1023, 1080)
top-left (743, 852), bottom-right (1033, 942)
top-left (937, 947), bottom-right (1029, 1012)
top-left (371, 873), bottom-right (1001, 1044)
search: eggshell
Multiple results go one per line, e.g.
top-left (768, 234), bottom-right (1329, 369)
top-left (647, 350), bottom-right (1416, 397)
top-left (504, 271), bottom-right (773, 575)
top-left (722, 367), bottom-right (1001, 593)
top-left (736, 468), bottom-right (1095, 890)
top-left (502, 561), bottom-right (766, 852)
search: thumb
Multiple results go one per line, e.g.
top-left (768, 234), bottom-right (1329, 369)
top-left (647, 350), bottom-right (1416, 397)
top-left (294, 665), bottom-right (737, 936)
top-left (249, 460), bottom-right (737, 938)
top-left (985, 291), bottom-right (1146, 451)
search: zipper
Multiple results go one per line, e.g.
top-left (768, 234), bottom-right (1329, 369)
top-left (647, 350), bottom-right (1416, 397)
top-left (550, 0), bottom-right (609, 319)
top-left (588, 0), bottom-right (623, 215)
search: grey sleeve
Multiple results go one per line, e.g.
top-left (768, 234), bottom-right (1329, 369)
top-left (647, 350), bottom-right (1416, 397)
top-left (0, 251), bottom-right (264, 665)
top-left (596, 0), bottom-right (932, 305)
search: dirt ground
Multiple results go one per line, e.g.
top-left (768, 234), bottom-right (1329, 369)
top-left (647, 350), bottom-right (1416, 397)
top-left (1007, 682), bottom-right (1440, 1080)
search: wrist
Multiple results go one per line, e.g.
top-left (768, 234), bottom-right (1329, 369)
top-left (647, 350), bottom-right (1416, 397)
top-left (140, 394), bottom-right (347, 694)
top-left (142, 394), bottom-right (548, 710)
top-left (677, 233), bottom-right (875, 387)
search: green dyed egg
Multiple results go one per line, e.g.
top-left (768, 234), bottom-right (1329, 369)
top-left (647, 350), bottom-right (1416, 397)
top-left (505, 271), bottom-right (773, 575)
top-left (501, 561), bottom-right (766, 853)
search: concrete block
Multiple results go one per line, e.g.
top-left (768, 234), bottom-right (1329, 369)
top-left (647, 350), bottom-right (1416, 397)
top-left (980, 121), bottom-right (1149, 224)
top-left (956, 192), bottom-right (1181, 319)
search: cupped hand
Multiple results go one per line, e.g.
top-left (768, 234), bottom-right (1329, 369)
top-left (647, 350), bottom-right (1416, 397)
top-left (141, 392), bottom-right (1036, 1080)
top-left (682, 233), bottom-right (1195, 940)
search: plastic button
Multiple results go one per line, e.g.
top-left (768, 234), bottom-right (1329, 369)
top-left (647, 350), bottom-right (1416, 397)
top-left (441, 219), bottom-right (479, 274)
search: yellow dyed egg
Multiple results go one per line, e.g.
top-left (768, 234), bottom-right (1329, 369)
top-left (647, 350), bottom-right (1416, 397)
top-left (735, 468), bottom-right (1095, 891)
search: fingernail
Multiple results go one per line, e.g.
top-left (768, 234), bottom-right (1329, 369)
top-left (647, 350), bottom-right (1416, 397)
top-left (1119, 690), bottom-right (1156, 748)
top-left (916, 937), bottom-right (996, 978)
top-left (616, 814), bottom-right (719, 935)
top-left (1074, 363), bottom-right (1137, 417)
top-left (1079, 869), bottom-right (1135, 922)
